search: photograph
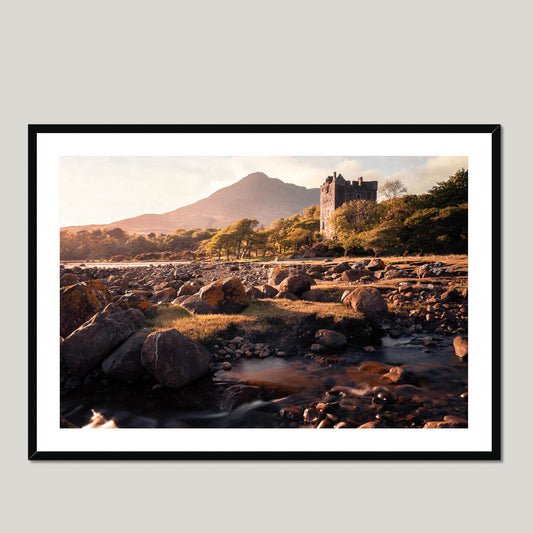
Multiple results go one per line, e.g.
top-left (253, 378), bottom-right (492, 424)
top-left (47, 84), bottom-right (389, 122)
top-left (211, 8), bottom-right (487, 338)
top-left (29, 125), bottom-right (500, 459)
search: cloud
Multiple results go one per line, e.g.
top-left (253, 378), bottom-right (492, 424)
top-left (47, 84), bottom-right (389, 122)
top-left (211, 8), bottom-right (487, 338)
top-left (385, 156), bottom-right (468, 195)
top-left (60, 155), bottom-right (468, 226)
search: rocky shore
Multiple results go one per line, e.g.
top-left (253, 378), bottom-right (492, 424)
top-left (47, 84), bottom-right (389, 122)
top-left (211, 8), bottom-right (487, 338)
top-left (59, 256), bottom-right (468, 429)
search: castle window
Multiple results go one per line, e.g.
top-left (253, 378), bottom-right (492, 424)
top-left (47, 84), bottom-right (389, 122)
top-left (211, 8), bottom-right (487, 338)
top-left (356, 194), bottom-right (361, 199)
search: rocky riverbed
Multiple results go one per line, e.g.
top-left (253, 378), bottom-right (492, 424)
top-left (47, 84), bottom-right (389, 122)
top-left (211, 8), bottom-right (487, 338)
top-left (59, 256), bottom-right (468, 429)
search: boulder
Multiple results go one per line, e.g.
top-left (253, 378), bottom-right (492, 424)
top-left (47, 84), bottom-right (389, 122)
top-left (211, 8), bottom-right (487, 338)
top-left (180, 294), bottom-right (215, 315)
top-left (268, 267), bottom-right (289, 287)
top-left (314, 329), bottom-right (347, 349)
top-left (340, 269), bottom-right (371, 282)
top-left (60, 272), bottom-right (79, 287)
top-left (114, 292), bottom-right (152, 313)
top-left (60, 281), bottom-right (111, 338)
top-left (301, 289), bottom-right (327, 302)
top-left (453, 336), bottom-right (468, 358)
top-left (383, 269), bottom-right (407, 280)
top-left (180, 277), bottom-right (247, 314)
top-left (416, 264), bottom-right (432, 278)
top-left (307, 265), bottom-right (325, 279)
top-left (150, 287), bottom-right (177, 303)
top-left (176, 281), bottom-right (201, 297)
top-left (442, 288), bottom-right (461, 302)
top-left (198, 277), bottom-right (248, 313)
top-left (277, 273), bottom-right (315, 296)
top-left (61, 304), bottom-right (147, 377)
top-left (340, 290), bottom-right (351, 303)
top-left (245, 286), bottom-right (263, 300)
top-left (101, 328), bottom-right (151, 382)
top-left (344, 287), bottom-right (388, 316)
top-left (275, 291), bottom-right (299, 301)
top-left (141, 329), bottom-right (211, 388)
top-left (260, 284), bottom-right (279, 298)
top-left (331, 262), bottom-right (352, 274)
top-left (367, 258), bottom-right (386, 271)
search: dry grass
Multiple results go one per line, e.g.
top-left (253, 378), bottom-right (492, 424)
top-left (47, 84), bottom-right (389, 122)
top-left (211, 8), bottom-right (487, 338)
top-left (276, 254), bottom-right (468, 268)
top-left (148, 298), bottom-right (363, 344)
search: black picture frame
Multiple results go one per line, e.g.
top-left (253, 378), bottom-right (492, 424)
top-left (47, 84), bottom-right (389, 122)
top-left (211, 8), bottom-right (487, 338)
top-left (28, 124), bottom-right (501, 460)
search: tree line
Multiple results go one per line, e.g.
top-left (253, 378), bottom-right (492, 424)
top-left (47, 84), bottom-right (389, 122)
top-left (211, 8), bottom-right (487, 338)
top-left (60, 169), bottom-right (467, 261)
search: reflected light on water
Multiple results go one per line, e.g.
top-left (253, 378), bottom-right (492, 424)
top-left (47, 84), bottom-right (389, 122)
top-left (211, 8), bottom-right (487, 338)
top-left (81, 409), bottom-right (118, 429)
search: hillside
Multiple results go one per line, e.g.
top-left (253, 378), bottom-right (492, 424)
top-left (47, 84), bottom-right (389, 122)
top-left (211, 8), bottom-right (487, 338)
top-left (62, 172), bottom-right (320, 234)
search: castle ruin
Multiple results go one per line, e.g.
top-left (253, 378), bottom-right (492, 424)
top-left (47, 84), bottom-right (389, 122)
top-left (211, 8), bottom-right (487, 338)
top-left (320, 171), bottom-right (378, 239)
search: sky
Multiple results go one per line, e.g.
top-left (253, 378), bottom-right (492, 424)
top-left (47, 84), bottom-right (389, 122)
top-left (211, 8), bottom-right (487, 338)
top-left (60, 156), bottom-right (468, 226)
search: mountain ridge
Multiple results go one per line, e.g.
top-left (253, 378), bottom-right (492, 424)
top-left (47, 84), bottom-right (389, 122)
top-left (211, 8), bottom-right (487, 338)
top-left (62, 172), bottom-right (320, 234)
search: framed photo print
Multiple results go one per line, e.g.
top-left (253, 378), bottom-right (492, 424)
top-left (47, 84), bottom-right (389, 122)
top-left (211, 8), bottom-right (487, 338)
top-left (29, 124), bottom-right (501, 459)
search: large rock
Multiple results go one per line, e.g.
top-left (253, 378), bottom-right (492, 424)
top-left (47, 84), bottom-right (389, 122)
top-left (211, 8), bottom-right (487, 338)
top-left (260, 284), bottom-right (279, 298)
top-left (176, 281), bottom-right (201, 297)
top-left (141, 329), bottom-right (211, 388)
top-left (114, 292), bottom-right (152, 313)
top-left (150, 287), bottom-right (177, 303)
top-left (181, 277), bottom-right (247, 314)
top-left (343, 287), bottom-right (388, 316)
top-left (340, 269), bottom-right (371, 282)
top-left (60, 272), bottom-right (79, 287)
top-left (268, 267), bottom-right (290, 287)
top-left (382, 269), bottom-right (407, 280)
top-left (245, 286), bottom-right (263, 300)
top-left (301, 289), bottom-right (327, 302)
top-left (314, 329), bottom-right (347, 349)
top-left (275, 291), bottom-right (299, 301)
top-left (366, 258), bottom-right (385, 271)
top-left (277, 273), bottom-right (315, 296)
top-left (199, 277), bottom-right (247, 313)
top-left (60, 281), bottom-right (111, 338)
top-left (101, 328), bottom-right (151, 382)
top-left (331, 262), bottom-right (352, 274)
top-left (180, 294), bottom-right (214, 314)
top-left (61, 304), bottom-right (147, 377)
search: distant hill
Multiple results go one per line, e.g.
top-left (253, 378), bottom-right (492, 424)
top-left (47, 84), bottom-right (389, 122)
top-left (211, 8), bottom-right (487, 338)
top-left (62, 172), bottom-right (320, 234)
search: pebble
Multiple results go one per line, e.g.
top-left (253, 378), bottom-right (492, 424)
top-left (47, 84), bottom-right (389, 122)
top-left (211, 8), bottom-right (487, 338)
top-left (303, 408), bottom-right (319, 425)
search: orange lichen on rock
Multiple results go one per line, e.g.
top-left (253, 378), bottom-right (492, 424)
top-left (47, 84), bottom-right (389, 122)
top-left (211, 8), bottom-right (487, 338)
top-left (60, 281), bottom-right (111, 338)
top-left (182, 277), bottom-right (248, 314)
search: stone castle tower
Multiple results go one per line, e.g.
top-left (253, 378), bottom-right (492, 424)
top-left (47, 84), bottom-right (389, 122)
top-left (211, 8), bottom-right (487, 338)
top-left (320, 171), bottom-right (378, 239)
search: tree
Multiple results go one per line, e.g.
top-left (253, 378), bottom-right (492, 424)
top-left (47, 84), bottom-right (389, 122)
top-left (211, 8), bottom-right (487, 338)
top-left (422, 168), bottom-right (468, 208)
top-left (379, 179), bottom-right (408, 201)
top-left (333, 199), bottom-right (381, 240)
top-left (267, 218), bottom-right (293, 254)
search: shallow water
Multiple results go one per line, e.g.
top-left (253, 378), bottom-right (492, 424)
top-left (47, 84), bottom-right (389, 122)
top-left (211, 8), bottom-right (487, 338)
top-left (61, 335), bottom-right (467, 429)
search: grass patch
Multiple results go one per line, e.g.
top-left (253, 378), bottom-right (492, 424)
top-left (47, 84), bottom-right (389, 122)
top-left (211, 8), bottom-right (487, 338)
top-left (148, 298), bottom-right (364, 345)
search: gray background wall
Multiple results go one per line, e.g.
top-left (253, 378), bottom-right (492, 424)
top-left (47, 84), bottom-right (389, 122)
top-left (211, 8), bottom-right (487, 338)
top-left (2, 1), bottom-right (529, 531)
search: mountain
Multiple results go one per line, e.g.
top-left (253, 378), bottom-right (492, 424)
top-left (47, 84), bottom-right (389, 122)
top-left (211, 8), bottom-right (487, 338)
top-left (62, 172), bottom-right (320, 234)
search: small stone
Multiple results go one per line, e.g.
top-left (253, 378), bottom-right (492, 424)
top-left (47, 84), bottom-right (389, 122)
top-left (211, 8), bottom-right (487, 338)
top-left (221, 362), bottom-right (232, 370)
top-left (358, 420), bottom-right (385, 428)
top-left (303, 408), bottom-right (319, 425)
top-left (314, 329), bottom-right (347, 349)
top-left (315, 402), bottom-right (328, 414)
top-left (453, 336), bottom-right (468, 358)
top-left (423, 421), bottom-right (453, 428)
top-left (443, 415), bottom-right (468, 427)
top-left (317, 418), bottom-right (333, 429)
top-left (310, 343), bottom-right (326, 353)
